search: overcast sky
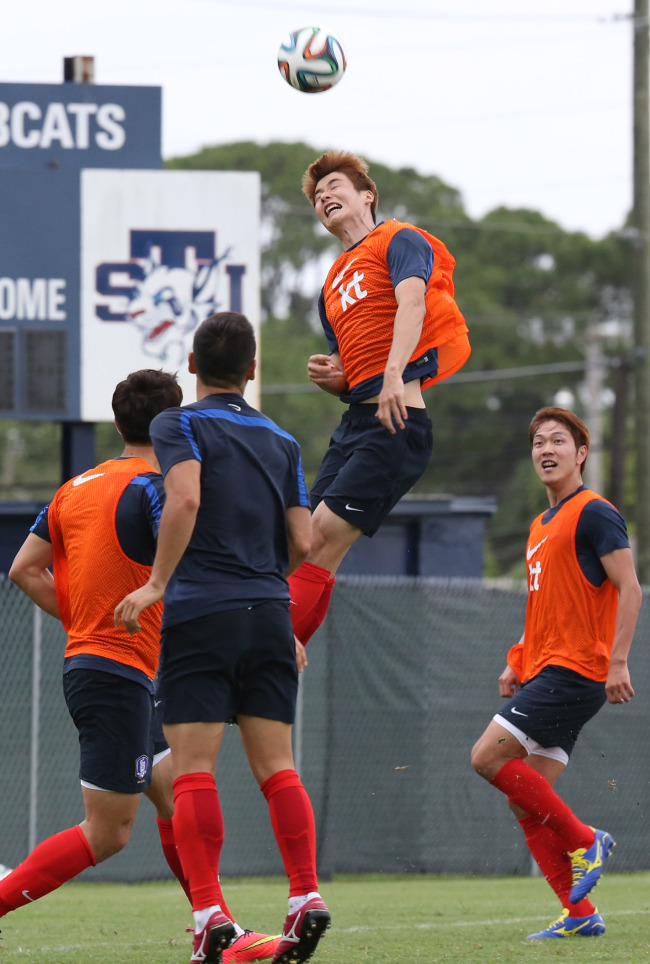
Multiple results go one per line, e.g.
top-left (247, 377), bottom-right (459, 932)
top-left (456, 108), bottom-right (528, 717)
top-left (2, 0), bottom-right (638, 238)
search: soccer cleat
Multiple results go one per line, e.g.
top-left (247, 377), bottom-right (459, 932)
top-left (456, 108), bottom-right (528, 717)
top-left (568, 828), bottom-right (616, 903)
top-left (223, 931), bottom-right (281, 963)
top-left (190, 908), bottom-right (237, 964)
top-left (526, 907), bottom-right (606, 939)
top-left (272, 895), bottom-right (331, 964)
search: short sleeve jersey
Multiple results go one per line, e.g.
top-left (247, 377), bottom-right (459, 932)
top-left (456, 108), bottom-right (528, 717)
top-left (517, 486), bottom-right (630, 682)
top-left (150, 392), bottom-right (309, 628)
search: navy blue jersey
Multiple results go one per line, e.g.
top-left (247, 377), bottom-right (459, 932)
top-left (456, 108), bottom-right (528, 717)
top-left (31, 458), bottom-right (164, 566)
top-left (150, 392), bottom-right (309, 628)
top-left (541, 485), bottom-right (630, 587)
top-left (317, 226), bottom-right (438, 402)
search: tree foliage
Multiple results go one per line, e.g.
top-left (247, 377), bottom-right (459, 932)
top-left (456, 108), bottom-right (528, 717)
top-left (0, 142), bottom-right (634, 576)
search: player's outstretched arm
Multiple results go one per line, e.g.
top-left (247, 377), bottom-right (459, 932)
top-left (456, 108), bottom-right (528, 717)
top-left (9, 533), bottom-right (60, 619)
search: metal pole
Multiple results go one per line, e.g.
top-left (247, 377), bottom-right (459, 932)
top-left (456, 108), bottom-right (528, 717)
top-left (28, 604), bottom-right (42, 851)
top-left (633, 0), bottom-right (650, 580)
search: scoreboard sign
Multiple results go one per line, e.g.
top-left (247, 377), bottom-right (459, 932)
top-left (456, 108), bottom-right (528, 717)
top-left (0, 82), bottom-right (161, 169)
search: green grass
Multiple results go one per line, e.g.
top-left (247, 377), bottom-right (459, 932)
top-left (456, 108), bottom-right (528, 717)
top-left (1, 873), bottom-right (649, 963)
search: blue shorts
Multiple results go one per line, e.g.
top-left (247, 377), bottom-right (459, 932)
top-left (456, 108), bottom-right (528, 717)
top-left (496, 665), bottom-right (607, 756)
top-left (63, 668), bottom-right (155, 793)
top-left (310, 403), bottom-right (433, 536)
top-left (158, 600), bottom-right (298, 725)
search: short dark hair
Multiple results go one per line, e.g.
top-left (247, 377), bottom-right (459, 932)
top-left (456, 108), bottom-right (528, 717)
top-left (192, 312), bottom-right (256, 387)
top-left (112, 369), bottom-right (182, 444)
top-left (302, 150), bottom-right (379, 221)
top-left (529, 406), bottom-right (590, 474)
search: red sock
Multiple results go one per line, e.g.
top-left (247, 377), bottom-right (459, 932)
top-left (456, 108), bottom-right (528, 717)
top-left (261, 769), bottom-right (317, 896)
top-left (173, 772), bottom-right (225, 912)
top-left (491, 760), bottom-right (594, 851)
top-left (0, 825), bottom-right (95, 916)
top-left (296, 577), bottom-right (335, 644)
top-left (288, 562), bottom-right (332, 643)
top-left (518, 815), bottom-right (595, 916)
top-left (156, 816), bottom-right (234, 919)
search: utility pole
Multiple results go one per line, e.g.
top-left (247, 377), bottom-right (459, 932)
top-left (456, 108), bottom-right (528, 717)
top-left (633, 0), bottom-right (650, 582)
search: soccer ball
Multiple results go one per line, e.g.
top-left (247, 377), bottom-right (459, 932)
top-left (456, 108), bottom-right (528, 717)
top-left (277, 27), bottom-right (346, 93)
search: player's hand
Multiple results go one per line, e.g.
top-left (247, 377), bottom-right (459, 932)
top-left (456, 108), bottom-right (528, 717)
top-left (295, 636), bottom-right (308, 673)
top-left (498, 664), bottom-right (521, 698)
top-left (605, 663), bottom-right (634, 703)
top-left (307, 354), bottom-right (348, 396)
top-left (114, 583), bottom-right (163, 635)
top-left (376, 371), bottom-right (408, 433)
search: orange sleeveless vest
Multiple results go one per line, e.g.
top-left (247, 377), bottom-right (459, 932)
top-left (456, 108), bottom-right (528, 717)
top-left (48, 457), bottom-right (163, 679)
top-left (513, 489), bottom-right (619, 683)
top-left (321, 219), bottom-right (470, 391)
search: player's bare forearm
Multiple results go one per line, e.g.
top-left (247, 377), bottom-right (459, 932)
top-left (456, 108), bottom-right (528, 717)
top-left (9, 533), bottom-right (61, 620)
top-left (601, 548), bottom-right (641, 701)
top-left (377, 277), bottom-right (426, 433)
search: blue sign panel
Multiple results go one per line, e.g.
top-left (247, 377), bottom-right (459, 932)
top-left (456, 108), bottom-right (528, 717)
top-left (0, 83), bottom-right (161, 170)
top-left (0, 169), bottom-right (81, 418)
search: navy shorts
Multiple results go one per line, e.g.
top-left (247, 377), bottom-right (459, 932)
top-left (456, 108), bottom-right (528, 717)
top-left (310, 403), bottom-right (433, 536)
top-left (496, 665), bottom-right (607, 756)
top-left (63, 669), bottom-right (154, 793)
top-left (158, 600), bottom-right (298, 725)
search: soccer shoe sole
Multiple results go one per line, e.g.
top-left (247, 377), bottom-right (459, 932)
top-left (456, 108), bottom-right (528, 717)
top-left (272, 910), bottom-right (331, 964)
top-left (204, 920), bottom-right (237, 964)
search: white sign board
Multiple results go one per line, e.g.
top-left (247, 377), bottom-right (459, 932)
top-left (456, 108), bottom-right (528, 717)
top-left (80, 169), bottom-right (260, 421)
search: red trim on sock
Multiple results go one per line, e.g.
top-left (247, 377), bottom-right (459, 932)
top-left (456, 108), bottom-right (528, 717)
top-left (288, 562), bottom-right (332, 643)
top-left (0, 825), bottom-right (95, 916)
top-left (491, 760), bottom-right (593, 851)
top-left (173, 773), bottom-right (225, 912)
top-left (261, 769), bottom-right (318, 897)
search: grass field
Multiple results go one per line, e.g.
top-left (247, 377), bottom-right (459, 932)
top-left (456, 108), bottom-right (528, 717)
top-left (1, 872), bottom-right (649, 964)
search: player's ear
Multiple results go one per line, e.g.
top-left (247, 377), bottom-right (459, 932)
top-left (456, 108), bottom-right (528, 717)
top-left (114, 419), bottom-right (124, 438)
top-left (188, 351), bottom-right (196, 374)
top-left (246, 359), bottom-right (257, 382)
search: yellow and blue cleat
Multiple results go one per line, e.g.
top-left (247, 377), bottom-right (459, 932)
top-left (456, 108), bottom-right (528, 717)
top-left (526, 908), bottom-right (605, 939)
top-left (569, 828), bottom-right (616, 903)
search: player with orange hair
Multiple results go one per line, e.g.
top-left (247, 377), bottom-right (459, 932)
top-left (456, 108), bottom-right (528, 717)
top-left (288, 150), bottom-right (470, 646)
top-left (471, 407), bottom-right (641, 940)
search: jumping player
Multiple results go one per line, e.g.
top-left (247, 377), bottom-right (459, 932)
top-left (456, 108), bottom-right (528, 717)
top-left (471, 407), bottom-right (641, 939)
top-left (7, 370), bottom-right (275, 964)
top-left (287, 150), bottom-right (471, 645)
top-left (114, 313), bottom-right (330, 964)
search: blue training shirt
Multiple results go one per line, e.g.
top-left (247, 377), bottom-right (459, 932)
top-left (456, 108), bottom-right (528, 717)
top-left (150, 392), bottom-right (309, 629)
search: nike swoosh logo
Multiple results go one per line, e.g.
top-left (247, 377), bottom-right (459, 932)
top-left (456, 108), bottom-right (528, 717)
top-left (154, 700), bottom-right (161, 707)
top-left (511, 707), bottom-right (528, 717)
top-left (72, 472), bottom-right (105, 487)
top-left (526, 536), bottom-right (548, 560)
top-left (332, 257), bottom-right (359, 288)
top-left (22, 890), bottom-right (34, 901)
top-left (345, 504), bottom-right (364, 512)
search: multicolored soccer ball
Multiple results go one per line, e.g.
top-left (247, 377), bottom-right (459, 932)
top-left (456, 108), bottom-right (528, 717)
top-left (277, 27), bottom-right (346, 93)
